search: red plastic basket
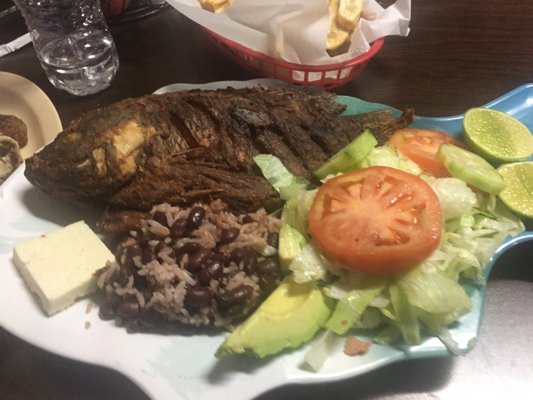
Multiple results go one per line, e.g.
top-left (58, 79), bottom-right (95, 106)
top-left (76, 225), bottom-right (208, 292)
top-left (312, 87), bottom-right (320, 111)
top-left (204, 29), bottom-right (384, 90)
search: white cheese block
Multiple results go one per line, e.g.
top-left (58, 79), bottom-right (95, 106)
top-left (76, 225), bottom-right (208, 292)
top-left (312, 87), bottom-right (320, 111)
top-left (13, 221), bottom-right (114, 316)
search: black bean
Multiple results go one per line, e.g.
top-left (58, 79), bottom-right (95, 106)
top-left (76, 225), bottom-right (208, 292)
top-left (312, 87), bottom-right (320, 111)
top-left (267, 232), bottom-right (279, 248)
top-left (141, 246), bottom-right (154, 264)
top-left (210, 253), bottom-right (226, 263)
top-left (199, 259), bottom-right (224, 285)
top-left (257, 258), bottom-right (280, 275)
top-left (175, 241), bottom-right (201, 256)
top-left (134, 275), bottom-right (148, 291)
top-left (242, 215), bottom-right (254, 224)
top-left (117, 242), bottom-right (141, 268)
top-left (243, 251), bottom-right (257, 274)
top-left (184, 286), bottom-right (213, 309)
top-left (219, 285), bottom-right (254, 306)
top-left (115, 244), bottom-right (127, 266)
top-left (138, 310), bottom-right (157, 329)
top-left (221, 304), bottom-right (246, 317)
top-left (219, 227), bottom-right (240, 245)
top-left (259, 274), bottom-right (278, 291)
top-left (156, 242), bottom-right (174, 263)
top-left (170, 218), bottom-right (187, 238)
top-left (152, 211), bottom-right (168, 227)
top-left (139, 229), bottom-right (157, 242)
top-left (154, 241), bottom-right (167, 257)
top-left (127, 243), bottom-right (142, 262)
top-left (125, 319), bottom-right (140, 333)
top-left (187, 247), bottom-right (211, 271)
top-left (230, 247), bottom-right (257, 273)
top-left (108, 236), bottom-right (123, 255)
top-left (187, 207), bottom-right (205, 231)
top-left (230, 247), bottom-right (248, 263)
top-left (107, 268), bottom-right (120, 284)
top-left (142, 289), bottom-right (153, 302)
top-left (132, 228), bottom-right (144, 241)
top-left (117, 300), bottom-right (140, 319)
top-left (98, 302), bottom-right (116, 320)
top-left (114, 315), bottom-right (125, 327)
top-left (117, 267), bottom-right (132, 286)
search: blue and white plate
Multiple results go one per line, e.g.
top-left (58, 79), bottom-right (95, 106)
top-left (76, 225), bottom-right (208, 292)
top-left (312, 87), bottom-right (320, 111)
top-left (0, 80), bottom-right (532, 400)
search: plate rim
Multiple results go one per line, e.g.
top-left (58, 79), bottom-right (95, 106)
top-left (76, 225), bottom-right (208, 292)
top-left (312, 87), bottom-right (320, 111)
top-left (0, 71), bottom-right (62, 159)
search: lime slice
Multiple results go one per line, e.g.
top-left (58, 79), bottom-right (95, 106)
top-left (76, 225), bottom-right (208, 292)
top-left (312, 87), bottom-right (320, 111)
top-left (463, 108), bottom-right (533, 163)
top-left (497, 162), bottom-right (533, 219)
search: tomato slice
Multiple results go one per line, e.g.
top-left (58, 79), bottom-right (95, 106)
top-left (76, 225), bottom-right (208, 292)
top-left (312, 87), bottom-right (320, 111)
top-left (389, 128), bottom-right (463, 177)
top-left (308, 166), bottom-right (442, 276)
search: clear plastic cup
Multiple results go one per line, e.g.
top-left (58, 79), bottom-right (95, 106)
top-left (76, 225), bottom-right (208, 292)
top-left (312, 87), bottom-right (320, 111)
top-left (13, 0), bottom-right (120, 96)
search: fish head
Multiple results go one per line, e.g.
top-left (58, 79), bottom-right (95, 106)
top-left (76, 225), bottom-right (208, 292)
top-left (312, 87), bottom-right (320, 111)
top-left (24, 103), bottom-right (156, 206)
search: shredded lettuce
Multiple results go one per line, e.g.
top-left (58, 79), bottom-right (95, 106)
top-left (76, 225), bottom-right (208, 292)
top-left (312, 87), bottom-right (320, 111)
top-left (289, 243), bottom-right (331, 283)
top-left (426, 177), bottom-right (478, 219)
top-left (253, 149), bottom-right (526, 365)
top-left (373, 324), bottom-right (401, 345)
top-left (357, 144), bottom-right (422, 175)
top-left (386, 282), bottom-right (421, 345)
top-left (281, 189), bottom-right (317, 239)
top-left (253, 154), bottom-right (309, 200)
top-left (303, 330), bottom-right (336, 372)
top-left (325, 278), bottom-right (388, 335)
top-left (397, 264), bottom-right (473, 337)
top-left (438, 193), bottom-right (524, 281)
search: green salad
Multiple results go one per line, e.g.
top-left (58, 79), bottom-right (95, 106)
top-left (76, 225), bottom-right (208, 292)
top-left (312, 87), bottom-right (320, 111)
top-left (216, 123), bottom-right (528, 370)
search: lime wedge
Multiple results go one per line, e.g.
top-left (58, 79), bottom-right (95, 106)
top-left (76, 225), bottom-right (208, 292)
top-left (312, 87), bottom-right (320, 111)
top-left (463, 108), bottom-right (533, 163)
top-left (497, 162), bottom-right (533, 219)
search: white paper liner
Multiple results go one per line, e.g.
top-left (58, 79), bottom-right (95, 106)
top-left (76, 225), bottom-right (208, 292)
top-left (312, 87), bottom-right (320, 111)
top-left (166, 0), bottom-right (411, 65)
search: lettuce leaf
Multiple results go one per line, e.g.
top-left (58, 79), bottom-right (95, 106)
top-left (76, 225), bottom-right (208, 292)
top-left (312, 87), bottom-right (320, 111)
top-left (396, 265), bottom-right (473, 338)
top-left (253, 154), bottom-right (309, 200)
top-left (289, 243), bottom-right (330, 283)
top-left (325, 278), bottom-right (388, 335)
top-left (425, 176), bottom-right (478, 219)
top-left (357, 144), bottom-right (422, 175)
top-left (281, 189), bottom-right (317, 239)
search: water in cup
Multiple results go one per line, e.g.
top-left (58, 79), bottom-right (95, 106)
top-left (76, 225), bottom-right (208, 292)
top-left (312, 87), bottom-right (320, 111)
top-left (39, 29), bottom-right (118, 96)
top-left (14, 0), bottom-right (119, 96)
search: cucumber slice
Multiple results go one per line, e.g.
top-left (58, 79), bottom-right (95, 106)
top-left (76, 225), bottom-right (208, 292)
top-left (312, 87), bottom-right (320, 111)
top-left (314, 129), bottom-right (378, 179)
top-left (437, 143), bottom-right (505, 194)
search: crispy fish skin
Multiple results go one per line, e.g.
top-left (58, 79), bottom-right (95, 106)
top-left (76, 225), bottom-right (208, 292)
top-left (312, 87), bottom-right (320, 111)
top-left (24, 86), bottom-right (413, 231)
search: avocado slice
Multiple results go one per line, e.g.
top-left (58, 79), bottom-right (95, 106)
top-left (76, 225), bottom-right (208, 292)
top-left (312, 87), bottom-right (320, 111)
top-left (216, 275), bottom-right (334, 358)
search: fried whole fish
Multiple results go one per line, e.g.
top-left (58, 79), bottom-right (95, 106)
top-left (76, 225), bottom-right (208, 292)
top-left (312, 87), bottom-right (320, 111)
top-left (25, 86), bottom-right (413, 232)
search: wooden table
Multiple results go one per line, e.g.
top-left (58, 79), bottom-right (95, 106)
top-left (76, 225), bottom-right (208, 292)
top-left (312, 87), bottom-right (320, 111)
top-left (1, 1), bottom-right (532, 399)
